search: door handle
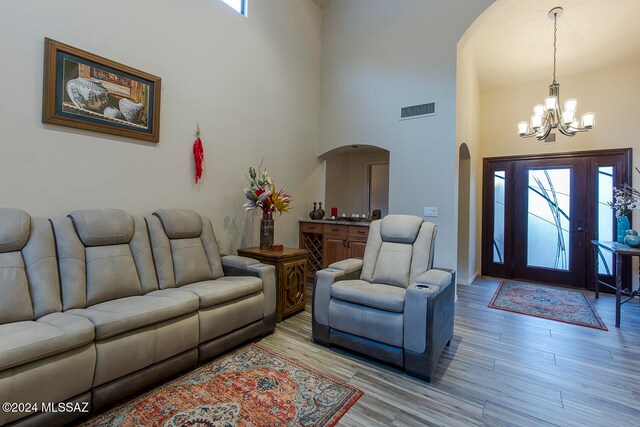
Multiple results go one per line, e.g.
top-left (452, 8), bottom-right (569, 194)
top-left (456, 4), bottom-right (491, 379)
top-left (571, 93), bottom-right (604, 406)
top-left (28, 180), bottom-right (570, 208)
top-left (577, 227), bottom-right (584, 232)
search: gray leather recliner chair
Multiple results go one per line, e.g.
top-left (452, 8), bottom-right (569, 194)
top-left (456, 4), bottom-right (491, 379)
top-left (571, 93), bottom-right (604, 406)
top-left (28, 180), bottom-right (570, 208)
top-left (312, 214), bottom-right (455, 381)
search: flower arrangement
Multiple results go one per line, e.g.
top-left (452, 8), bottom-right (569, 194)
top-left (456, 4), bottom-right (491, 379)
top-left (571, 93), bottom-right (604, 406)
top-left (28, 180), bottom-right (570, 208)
top-left (608, 168), bottom-right (640, 218)
top-left (243, 163), bottom-right (292, 215)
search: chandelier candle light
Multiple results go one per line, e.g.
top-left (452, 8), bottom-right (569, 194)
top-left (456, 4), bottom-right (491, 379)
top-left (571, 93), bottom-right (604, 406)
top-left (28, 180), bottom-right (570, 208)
top-left (518, 7), bottom-right (595, 141)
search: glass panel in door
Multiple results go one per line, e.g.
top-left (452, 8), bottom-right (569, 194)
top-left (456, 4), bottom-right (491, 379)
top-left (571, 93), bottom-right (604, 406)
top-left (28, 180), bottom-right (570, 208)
top-left (597, 166), bottom-right (614, 275)
top-left (526, 168), bottom-right (571, 270)
top-left (514, 158), bottom-right (586, 287)
top-left (493, 171), bottom-right (505, 263)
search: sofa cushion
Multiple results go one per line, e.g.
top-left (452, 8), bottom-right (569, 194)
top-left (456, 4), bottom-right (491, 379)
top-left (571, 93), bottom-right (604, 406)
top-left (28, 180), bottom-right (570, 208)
top-left (0, 252), bottom-right (33, 324)
top-left (170, 238), bottom-right (214, 286)
top-left (0, 208), bottom-right (30, 253)
top-left (372, 242), bottom-right (413, 288)
top-left (179, 277), bottom-right (263, 309)
top-left (85, 244), bottom-right (143, 306)
top-left (0, 312), bottom-right (95, 371)
top-left (380, 215), bottom-right (423, 244)
top-left (69, 209), bottom-right (134, 246)
top-left (154, 209), bottom-right (202, 239)
top-left (331, 280), bottom-right (405, 313)
top-left (68, 290), bottom-right (199, 340)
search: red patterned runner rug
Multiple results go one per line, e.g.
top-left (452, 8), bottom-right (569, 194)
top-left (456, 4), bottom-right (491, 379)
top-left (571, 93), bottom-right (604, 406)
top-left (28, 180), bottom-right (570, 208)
top-left (80, 343), bottom-right (363, 426)
top-left (488, 282), bottom-right (607, 330)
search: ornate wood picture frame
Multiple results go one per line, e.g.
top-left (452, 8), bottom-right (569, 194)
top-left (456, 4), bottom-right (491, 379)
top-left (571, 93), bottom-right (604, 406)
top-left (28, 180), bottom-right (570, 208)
top-left (42, 38), bottom-right (161, 142)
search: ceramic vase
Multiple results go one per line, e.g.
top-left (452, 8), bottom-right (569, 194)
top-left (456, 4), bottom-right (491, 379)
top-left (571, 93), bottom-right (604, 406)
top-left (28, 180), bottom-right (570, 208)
top-left (624, 234), bottom-right (640, 248)
top-left (66, 77), bottom-right (109, 112)
top-left (617, 216), bottom-right (630, 243)
top-left (260, 212), bottom-right (274, 250)
top-left (624, 229), bottom-right (640, 247)
top-left (316, 202), bottom-right (325, 220)
top-left (119, 98), bottom-right (144, 124)
top-left (309, 202), bottom-right (317, 220)
top-left (104, 107), bottom-right (123, 119)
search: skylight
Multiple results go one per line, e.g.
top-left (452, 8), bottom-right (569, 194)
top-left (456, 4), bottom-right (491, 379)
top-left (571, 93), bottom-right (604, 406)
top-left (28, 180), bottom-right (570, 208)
top-left (221, 0), bottom-right (247, 16)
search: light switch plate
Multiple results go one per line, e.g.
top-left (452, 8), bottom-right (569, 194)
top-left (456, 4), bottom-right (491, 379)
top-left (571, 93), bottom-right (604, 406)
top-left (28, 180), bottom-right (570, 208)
top-left (423, 207), bottom-right (438, 217)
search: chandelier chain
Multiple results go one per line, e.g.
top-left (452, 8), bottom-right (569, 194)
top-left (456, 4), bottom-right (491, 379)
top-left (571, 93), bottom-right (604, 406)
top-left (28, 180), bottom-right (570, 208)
top-left (553, 12), bottom-right (557, 84)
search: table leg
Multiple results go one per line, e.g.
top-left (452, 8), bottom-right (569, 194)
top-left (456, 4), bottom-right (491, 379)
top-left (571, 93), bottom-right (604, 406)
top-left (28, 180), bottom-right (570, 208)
top-left (594, 245), bottom-right (600, 299)
top-left (615, 253), bottom-right (622, 328)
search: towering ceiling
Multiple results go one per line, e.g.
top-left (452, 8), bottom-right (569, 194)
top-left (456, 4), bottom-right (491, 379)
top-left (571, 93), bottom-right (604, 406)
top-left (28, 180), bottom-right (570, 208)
top-left (465, 0), bottom-right (640, 88)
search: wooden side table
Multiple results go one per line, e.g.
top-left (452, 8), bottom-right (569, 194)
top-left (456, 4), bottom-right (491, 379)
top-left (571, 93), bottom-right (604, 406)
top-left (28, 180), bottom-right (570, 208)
top-left (237, 247), bottom-right (308, 322)
top-left (592, 240), bottom-right (640, 328)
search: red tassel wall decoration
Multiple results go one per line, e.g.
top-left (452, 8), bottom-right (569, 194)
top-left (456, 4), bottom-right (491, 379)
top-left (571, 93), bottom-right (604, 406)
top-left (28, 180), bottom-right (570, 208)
top-left (193, 123), bottom-right (204, 184)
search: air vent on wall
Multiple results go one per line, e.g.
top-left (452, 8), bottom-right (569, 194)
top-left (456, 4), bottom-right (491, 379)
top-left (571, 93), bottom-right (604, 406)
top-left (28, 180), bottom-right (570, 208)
top-left (400, 102), bottom-right (437, 120)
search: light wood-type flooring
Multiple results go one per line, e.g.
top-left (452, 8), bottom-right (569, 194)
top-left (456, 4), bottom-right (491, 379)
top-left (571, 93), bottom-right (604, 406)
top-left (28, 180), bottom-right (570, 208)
top-left (258, 277), bottom-right (640, 426)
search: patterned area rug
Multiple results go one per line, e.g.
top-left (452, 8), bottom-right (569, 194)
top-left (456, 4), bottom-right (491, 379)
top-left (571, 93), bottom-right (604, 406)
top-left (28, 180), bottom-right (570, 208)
top-left (80, 344), bottom-right (363, 427)
top-left (488, 282), bottom-right (607, 330)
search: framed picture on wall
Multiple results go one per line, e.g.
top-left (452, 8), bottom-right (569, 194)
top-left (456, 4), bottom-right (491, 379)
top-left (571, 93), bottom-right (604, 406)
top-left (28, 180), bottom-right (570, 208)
top-left (42, 38), bottom-right (161, 142)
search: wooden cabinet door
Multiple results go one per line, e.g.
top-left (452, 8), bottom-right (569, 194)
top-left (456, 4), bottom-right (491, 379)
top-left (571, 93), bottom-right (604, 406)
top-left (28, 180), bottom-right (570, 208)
top-left (348, 238), bottom-right (367, 259)
top-left (323, 235), bottom-right (347, 267)
top-left (280, 258), bottom-right (306, 319)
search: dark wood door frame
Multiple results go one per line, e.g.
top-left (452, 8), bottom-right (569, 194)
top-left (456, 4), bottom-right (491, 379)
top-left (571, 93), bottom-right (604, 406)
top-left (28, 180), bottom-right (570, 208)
top-left (482, 148), bottom-right (632, 290)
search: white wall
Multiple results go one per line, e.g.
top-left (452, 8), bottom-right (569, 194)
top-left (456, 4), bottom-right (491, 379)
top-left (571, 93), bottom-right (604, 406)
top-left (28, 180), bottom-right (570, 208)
top-left (320, 0), bottom-right (494, 269)
top-left (0, 0), bottom-right (324, 254)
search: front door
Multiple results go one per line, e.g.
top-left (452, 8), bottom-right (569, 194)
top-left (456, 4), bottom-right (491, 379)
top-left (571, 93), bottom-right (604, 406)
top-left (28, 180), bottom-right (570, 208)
top-left (513, 158), bottom-right (587, 287)
top-left (482, 149), bottom-right (631, 289)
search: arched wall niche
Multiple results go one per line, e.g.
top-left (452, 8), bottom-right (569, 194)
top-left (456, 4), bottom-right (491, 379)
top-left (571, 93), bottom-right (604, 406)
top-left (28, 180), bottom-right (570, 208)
top-left (320, 144), bottom-right (390, 219)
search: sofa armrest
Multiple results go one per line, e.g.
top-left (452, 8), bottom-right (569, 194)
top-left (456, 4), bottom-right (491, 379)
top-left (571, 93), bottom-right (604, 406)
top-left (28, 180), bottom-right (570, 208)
top-left (221, 255), bottom-right (259, 275)
top-left (221, 255), bottom-right (277, 318)
top-left (404, 268), bottom-right (455, 354)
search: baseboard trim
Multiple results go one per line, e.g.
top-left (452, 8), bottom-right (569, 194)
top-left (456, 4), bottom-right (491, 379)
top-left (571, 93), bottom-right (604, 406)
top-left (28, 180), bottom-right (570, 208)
top-left (468, 271), bottom-right (479, 285)
top-left (457, 271), bottom-right (479, 286)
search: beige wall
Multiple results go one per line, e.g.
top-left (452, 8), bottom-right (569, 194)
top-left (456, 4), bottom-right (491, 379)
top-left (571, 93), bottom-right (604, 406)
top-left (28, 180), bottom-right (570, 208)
top-left (320, 0), bottom-right (494, 269)
top-left (0, 0), bottom-right (324, 254)
top-left (456, 30), bottom-right (483, 284)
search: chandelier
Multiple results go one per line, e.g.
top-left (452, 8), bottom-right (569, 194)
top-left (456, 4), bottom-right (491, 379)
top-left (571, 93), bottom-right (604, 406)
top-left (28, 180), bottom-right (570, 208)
top-left (518, 7), bottom-right (595, 140)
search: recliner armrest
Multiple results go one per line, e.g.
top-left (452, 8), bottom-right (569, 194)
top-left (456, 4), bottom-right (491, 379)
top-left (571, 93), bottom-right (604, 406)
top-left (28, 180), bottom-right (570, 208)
top-left (313, 267), bottom-right (347, 327)
top-left (404, 267), bottom-right (455, 354)
top-left (415, 268), bottom-right (453, 289)
top-left (221, 255), bottom-right (276, 318)
top-left (328, 258), bottom-right (363, 275)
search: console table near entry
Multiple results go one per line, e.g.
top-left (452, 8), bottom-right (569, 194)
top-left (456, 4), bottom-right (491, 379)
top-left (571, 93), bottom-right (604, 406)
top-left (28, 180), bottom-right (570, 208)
top-left (237, 247), bottom-right (308, 322)
top-left (592, 240), bottom-right (640, 328)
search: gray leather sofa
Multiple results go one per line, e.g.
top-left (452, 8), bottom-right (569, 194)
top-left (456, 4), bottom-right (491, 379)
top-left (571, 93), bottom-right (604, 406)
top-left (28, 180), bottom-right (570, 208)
top-left (145, 209), bottom-right (277, 362)
top-left (312, 214), bottom-right (455, 381)
top-left (0, 208), bottom-right (96, 427)
top-left (0, 207), bottom-right (276, 426)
